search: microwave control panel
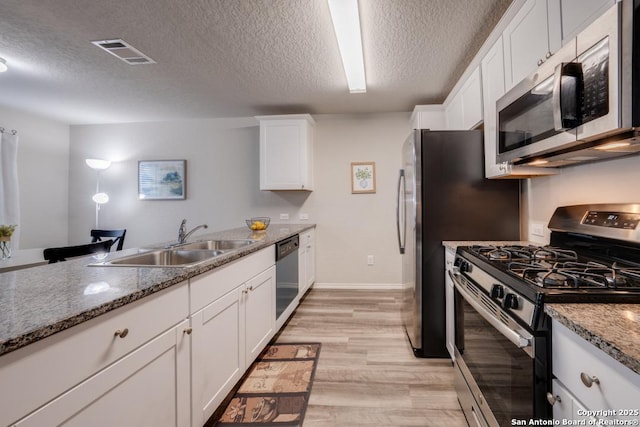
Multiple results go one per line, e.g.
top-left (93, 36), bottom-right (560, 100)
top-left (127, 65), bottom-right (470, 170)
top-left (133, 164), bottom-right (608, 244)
top-left (582, 211), bottom-right (640, 230)
top-left (578, 37), bottom-right (609, 124)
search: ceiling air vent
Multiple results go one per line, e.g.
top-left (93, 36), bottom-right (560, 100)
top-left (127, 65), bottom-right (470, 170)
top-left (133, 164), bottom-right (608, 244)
top-left (91, 39), bottom-right (156, 65)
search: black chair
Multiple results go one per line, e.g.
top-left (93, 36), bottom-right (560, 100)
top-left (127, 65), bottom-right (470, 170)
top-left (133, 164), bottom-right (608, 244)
top-left (43, 240), bottom-right (114, 264)
top-left (91, 229), bottom-right (127, 251)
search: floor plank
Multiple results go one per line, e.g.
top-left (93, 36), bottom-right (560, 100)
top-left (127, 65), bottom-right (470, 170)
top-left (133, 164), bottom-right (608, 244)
top-left (275, 288), bottom-right (468, 426)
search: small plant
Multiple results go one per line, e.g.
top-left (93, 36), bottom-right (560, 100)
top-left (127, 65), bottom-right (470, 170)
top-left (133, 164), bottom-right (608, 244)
top-left (0, 224), bottom-right (17, 238)
top-left (355, 167), bottom-right (372, 181)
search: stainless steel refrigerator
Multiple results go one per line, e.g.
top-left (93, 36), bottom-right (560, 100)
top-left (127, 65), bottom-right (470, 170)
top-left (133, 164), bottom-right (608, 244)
top-left (396, 130), bottom-right (520, 357)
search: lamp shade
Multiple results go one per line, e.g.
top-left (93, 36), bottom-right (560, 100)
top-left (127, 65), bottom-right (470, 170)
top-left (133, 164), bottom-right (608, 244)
top-left (85, 158), bottom-right (111, 170)
top-left (92, 192), bottom-right (109, 204)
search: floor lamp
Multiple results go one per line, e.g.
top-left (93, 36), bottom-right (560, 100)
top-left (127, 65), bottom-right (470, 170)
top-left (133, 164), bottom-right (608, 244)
top-left (85, 158), bottom-right (111, 228)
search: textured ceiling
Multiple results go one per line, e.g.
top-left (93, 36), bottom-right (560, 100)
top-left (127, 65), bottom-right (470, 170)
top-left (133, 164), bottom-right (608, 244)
top-left (0, 0), bottom-right (512, 125)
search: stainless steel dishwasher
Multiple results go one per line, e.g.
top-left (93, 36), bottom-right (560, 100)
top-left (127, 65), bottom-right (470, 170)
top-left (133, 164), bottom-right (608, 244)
top-left (275, 235), bottom-right (299, 328)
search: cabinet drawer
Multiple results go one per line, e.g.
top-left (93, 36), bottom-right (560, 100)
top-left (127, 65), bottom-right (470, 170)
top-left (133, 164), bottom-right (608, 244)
top-left (0, 283), bottom-right (189, 426)
top-left (190, 245), bottom-right (275, 313)
top-left (552, 320), bottom-right (640, 413)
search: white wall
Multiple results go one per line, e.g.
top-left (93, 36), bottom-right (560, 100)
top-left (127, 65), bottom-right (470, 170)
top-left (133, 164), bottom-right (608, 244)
top-left (68, 113), bottom-right (410, 288)
top-left (0, 105), bottom-right (69, 249)
top-left (311, 113), bottom-right (409, 288)
top-left (523, 154), bottom-right (640, 243)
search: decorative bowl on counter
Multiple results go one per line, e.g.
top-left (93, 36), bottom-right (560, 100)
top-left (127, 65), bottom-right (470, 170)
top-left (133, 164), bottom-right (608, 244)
top-left (246, 217), bottom-right (270, 231)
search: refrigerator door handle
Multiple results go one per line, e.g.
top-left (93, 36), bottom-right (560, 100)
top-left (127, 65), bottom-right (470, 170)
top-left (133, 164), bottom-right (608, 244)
top-left (396, 169), bottom-right (405, 254)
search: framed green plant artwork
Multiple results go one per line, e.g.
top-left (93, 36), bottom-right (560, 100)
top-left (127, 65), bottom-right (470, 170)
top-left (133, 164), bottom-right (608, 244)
top-left (351, 162), bottom-right (376, 194)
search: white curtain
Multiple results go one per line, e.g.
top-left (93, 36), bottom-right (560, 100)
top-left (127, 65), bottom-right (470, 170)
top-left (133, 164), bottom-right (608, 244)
top-left (0, 129), bottom-right (20, 249)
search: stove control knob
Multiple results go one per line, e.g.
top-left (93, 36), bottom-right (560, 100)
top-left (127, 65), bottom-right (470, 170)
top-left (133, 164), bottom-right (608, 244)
top-left (503, 293), bottom-right (519, 310)
top-left (490, 284), bottom-right (505, 299)
top-left (459, 261), bottom-right (472, 273)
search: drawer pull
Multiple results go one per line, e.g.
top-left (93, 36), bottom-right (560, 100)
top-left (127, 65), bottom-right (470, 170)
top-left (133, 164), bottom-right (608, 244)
top-left (580, 372), bottom-right (600, 387)
top-left (114, 328), bottom-right (129, 339)
top-left (183, 327), bottom-right (193, 335)
top-left (546, 392), bottom-right (561, 405)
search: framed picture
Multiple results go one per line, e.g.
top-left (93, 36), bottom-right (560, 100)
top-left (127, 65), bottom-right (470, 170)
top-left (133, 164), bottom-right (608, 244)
top-left (138, 160), bottom-right (186, 200)
top-left (351, 162), bottom-right (376, 194)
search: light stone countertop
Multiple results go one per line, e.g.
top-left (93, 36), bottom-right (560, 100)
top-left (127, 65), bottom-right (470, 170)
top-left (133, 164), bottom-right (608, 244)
top-left (545, 303), bottom-right (640, 375)
top-left (442, 240), bottom-right (535, 251)
top-left (0, 224), bottom-right (315, 357)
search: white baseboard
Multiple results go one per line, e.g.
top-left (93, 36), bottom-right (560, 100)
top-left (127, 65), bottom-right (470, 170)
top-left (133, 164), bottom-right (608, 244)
top-left (312, 282), bottom-right (402, 290)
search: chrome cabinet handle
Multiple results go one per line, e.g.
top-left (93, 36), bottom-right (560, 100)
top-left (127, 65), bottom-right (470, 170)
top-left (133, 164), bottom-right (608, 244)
top-left (114, 328), bottom-right (129, 338)
top-left (580, 372), bottom-right (600, 387)
top-left (183, 327), bottom-right (193, 335)
top-left (546, 392), bottom-right (561, 405)
top-left (545, 51), bottom-right (552, 59)
top-left (538, 58), bottom-right (544, 66)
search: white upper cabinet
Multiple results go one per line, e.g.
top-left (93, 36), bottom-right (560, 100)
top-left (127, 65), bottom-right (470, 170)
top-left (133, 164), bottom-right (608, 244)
top-left (503, 0), bottom-right (562, 90)
top-left (257, 114), bottom-right (314, 191)
top-left (410, 105), bottom-right (446, 130)
top-left (445, 66), bottom-right (483, 130)
top-left (560, 0), bottom-right (616, 43)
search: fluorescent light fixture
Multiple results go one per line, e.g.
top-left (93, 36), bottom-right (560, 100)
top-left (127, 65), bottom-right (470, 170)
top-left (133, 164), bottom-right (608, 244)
top-left (0, 58), bottom-right (7, 73)
top-left (328, 0), bottom-right (366, 93)
top-left (85, 158), bottom-right (112, 170)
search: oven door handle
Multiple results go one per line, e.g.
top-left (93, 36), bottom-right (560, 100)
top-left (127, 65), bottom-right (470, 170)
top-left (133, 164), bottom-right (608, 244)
top-left (449, 270), bottom-right (532, 351)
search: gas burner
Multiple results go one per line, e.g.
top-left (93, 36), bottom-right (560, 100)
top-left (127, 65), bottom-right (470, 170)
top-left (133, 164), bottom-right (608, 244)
top-left (532, 247), bottom-right (577, 262)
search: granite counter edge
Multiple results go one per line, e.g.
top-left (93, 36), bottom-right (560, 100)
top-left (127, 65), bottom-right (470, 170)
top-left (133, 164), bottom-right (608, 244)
top-left (545, 304), bottom-right (640, 376)
top-left (0, 224), bottom-right (315, 357)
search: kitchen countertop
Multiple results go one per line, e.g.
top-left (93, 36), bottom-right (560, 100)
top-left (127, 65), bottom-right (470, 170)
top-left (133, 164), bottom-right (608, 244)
top-left (545, 303), bottom-right (640, 375)
top-left (0, 224), bottom-right (315, 357)
top-left (442, 240), bottom-right (535, 251)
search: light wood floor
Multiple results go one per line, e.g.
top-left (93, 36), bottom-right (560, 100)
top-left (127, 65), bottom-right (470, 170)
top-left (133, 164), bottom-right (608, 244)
top-left (274, 288), bottom-right (468, 427)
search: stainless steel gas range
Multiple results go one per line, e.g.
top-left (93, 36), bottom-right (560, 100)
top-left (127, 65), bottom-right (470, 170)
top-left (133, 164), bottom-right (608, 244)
top-left (450, 203), bottom-right (640, 427)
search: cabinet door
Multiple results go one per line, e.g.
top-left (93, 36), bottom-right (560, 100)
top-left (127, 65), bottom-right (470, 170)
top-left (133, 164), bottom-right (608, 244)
top-left (258, 115), bottom-right (314, 191)
top-left (298, 230), bottom-right (315, 296)
top-left (551, 379), bottom-right (594, 423)
top-left (460, 66), bottom-right (483, 130)
top-left (16, 320), bottom-right (190, 427)
top-left (481, 36), bottom-right (507, 178)
top-left (191, 287), bottom-right (245, 427)
top-left (305, 235), bottom-right (315, 289)
top-left (245, 266), bottom-right (276, 365)
top-left (444, 247), bottom-right (456, 361)
top-left (503, 0), bottom-right (561, 90)
top-left (445, 92), bottom-right (464, 130)
top-left (560, 0), bottom-right (615, 43)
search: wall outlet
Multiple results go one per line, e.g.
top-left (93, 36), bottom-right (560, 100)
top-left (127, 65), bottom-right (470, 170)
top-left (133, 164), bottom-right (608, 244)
top-left (299, 213), bottom-right (309, 220)
top-left (530, 221), bottom-right (545, 237)
top-left (367, 255), bottom-right (374, 266)
top-left (279, 213), bottom-right (289, 220)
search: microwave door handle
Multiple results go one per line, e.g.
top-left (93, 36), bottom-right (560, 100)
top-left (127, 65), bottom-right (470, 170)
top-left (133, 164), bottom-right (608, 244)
top-left (396, 169), bottom-right (405, 254)
top-left (553, 62), bottom-right (583, 131)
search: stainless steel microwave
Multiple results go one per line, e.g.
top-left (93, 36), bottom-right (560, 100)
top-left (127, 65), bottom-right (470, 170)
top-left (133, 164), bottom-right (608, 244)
top-left (496, 1), bottom-right (640, 167)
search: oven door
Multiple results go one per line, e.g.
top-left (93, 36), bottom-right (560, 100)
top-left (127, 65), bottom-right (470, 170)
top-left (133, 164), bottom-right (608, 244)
top-left (450, 270), bottom-right (535, 427)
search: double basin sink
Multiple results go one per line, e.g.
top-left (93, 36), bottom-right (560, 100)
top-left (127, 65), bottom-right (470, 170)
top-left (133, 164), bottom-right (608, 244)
top-left (93, 239), bottom-right (257, 268)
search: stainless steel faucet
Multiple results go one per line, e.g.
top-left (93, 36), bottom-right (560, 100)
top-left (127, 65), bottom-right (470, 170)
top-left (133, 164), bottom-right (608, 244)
top-left (177, 219), bottom-right (208, 244)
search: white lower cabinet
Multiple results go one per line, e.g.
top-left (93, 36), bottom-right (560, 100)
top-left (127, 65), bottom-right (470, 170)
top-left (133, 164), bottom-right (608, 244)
top-left (189, 247), bottom-right (276, 426)
top-left (298, 229), bottom-right (315, 297)
top-left (551, 320), bottom-right (640, 423)
top-left (15, 319), bottom-right (191, 427)
top-left (191, 286), bottom-right (245, 427)
top-left (444, 246), bottom-right (456, 361)
top-left (245, 267), bottom-right (276, 363)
